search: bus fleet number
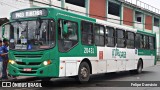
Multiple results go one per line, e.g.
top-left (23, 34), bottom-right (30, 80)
top-left (84, 48), bottom-right (94, 54)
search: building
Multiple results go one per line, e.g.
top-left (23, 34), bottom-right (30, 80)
top-left (29, 0), bottom-right (160, 60)
top-left (0, 0), bottom-right (160, 59)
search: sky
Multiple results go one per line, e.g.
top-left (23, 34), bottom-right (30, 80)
top-left (127, 0), bottom-right (160, 10)
top-left (0, 0), bottom-right (30, 18)
top-left (141, 0), bottom-right (160, 9)
top-left (0, 0), bottom-right (160, 18)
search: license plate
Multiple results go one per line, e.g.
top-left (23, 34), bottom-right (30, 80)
top-left (23, 68), bottom-right (32, 71)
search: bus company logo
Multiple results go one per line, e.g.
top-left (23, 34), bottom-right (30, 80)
top-left (2, 82), bottom-right (11, 87)
top-left (112, 49), bottom-right (126, 58)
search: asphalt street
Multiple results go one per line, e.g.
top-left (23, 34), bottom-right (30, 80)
top-left (1, 64), bottom-right (160, 90)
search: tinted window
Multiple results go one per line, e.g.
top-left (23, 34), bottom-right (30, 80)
top-left (140, 35), bottom-right (144, 49)
top-left (81, 21), bottom-right (94, 45)
top-left (144, 35), bottom-right (149, 49)
top-left (126, 32), bottom-right (135, 48)
top-left (116, 29), bottom-right (125, 48)
top-left (149, 37), bottom-right (155, 50)
top-left (135, 34), bottom-right (141, 48)
top-left (58, 19), bottom-right (78, 52)
top-left (106, 27), bottom-right (115, 47)
top-left (94, 24), bottom-right (105, 46)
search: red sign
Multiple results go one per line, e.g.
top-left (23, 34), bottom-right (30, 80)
top-left (99, 51), bottom-right (103, 60)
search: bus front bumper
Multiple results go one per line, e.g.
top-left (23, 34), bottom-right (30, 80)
top-left (8, 63), bottom-right (59, 77)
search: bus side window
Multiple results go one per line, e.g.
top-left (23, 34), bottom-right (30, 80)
top-left (149, 36), bottom-right (155, 50)
top-left (126, 31), bottom-right (135, 49)
top-left (81, 21), bottom-right (94, 45)
top-left (140, 34), bottom-right (144, 49)
top-left (58, 19), bottom-right (78, 52)
top-left (144, 35), bottom-right (149, 49)
top-left (94, 24), bottom-right (105, 46)
top-left (135, 33), bottom-right (141, 49)
top-left (116, 29), bottom-right (125, 48)
top-left (106, 26), bottom-right (115, 47)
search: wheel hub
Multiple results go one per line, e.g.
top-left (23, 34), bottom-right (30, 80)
top-left (80, 67), bottom-right (88, 78)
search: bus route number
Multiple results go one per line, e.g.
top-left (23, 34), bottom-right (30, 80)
top-left (84, 48), bottom-right (94, 54)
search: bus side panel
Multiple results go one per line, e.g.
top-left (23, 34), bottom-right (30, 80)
top-left (106, 47), bottom-right (118, 72)
top-left (126, 49), bottom-right (136, 70)
top-left (59, 57), bottom-right (81, 77)
top-left (96, 47), bottom-right (106, 73)
top-left (136, 49), bottom-right (155, 68)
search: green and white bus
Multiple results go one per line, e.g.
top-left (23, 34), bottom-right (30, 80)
top-left (2, 7), bottom-right (156, 82)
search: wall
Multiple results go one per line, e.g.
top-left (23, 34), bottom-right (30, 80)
top-left (107, 14), bottom-right (120, 24)
top-left (65, 3), bottom-right (86, 16)
top-left (89, 0), bottom-right (106, 20)
top-left (123, 7), bottom-right (133, 26)
top-left (145, 15), bottom-right (152, 30)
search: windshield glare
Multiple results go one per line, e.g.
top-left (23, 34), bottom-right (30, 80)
top-left (8, 19), bottom-right (55, 50)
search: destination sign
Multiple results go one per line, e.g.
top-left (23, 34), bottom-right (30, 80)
top-left (11, 8), bottom-right (48, 19)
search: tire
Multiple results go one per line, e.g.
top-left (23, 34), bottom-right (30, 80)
top-left (77, 62), bottom-right (90, 83)
top-left (130, 60), bottom-right (143, 74)
top-left (136, 60), bottom-right (143, 74)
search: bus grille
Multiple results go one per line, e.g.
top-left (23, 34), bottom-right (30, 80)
top-left (16, 61), bottom-right (41, 65)
top-left (14, 54), bottom-right (43, 58)
top-left (20, 71), bottom-right (36, 74)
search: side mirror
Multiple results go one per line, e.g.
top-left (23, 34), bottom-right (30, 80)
top-left (2, 25), bottom-right (5, 38)
top-left (2, 22), bottom-right (10, 38)
top-left (63, 24), bottom-right (68, 34)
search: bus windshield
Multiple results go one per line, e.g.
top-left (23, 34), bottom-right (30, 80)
top-left (7, 19), bottom-right (55, 51)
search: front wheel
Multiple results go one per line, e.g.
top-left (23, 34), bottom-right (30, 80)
top-left (77, 62), bottom-right (90, 83)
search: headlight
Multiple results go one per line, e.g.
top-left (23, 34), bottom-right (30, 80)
top-left (9, 60), bottom-right (15, 64)
top-left (43, 60), bottom-right (51, 66)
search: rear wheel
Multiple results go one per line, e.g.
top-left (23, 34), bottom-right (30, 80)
top-left (130, 60), bottom-right (143, 74)
top-left (136, 60), bottom-right (143, 74)
top-left (77, 62), bottom-right (90, 83)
